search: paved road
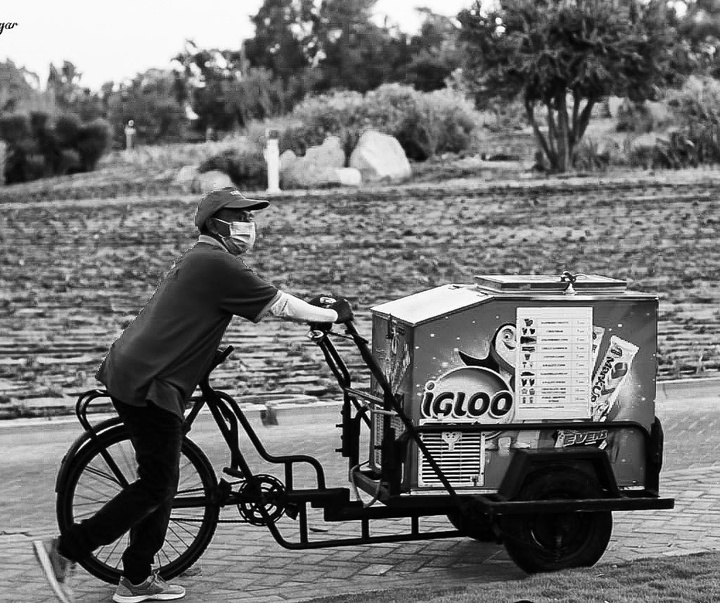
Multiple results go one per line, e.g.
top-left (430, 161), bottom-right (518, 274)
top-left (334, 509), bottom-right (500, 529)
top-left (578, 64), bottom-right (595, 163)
top-left (1, 386), bottom-right (718, 603)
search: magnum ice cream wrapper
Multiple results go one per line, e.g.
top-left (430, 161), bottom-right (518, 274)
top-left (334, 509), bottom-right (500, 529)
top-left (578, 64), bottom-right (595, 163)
top-left (590, 335), bottom-right (638, 421)
top-left (592, 326), bottom-right (605, 368)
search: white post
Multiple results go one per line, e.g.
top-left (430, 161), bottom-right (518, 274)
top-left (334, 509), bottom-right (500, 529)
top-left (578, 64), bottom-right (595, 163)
top-left (124, 120), bottom-right (136, 154)
top-left (264, 129), bottom-right (281, 194)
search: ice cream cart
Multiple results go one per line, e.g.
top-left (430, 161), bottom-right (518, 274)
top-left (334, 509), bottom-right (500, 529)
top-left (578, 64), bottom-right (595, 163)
top-left (341, 272), bottom-right (673, 571)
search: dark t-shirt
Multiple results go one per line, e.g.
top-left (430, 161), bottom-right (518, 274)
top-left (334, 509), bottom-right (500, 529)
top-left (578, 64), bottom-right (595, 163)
top-left (96, 240), bottom-right (280, 417)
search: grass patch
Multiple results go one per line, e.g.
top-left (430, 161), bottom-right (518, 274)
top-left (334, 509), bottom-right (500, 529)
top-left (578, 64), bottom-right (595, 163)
top-left (305, 552), bottom-right (720, 603)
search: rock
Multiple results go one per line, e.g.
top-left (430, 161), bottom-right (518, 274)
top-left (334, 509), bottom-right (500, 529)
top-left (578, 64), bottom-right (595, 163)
top-left (280, 150), bottom-right (298, 172)
top-left (280, 137), bottom-right (347, 189)
top-left (176, 165), bottom-right (199, 192)
top-left (336, 167), bottom-right (361, 187)
top-left (304, 136), bottom-right (345, 168)
top-left (176, 165), bottom-right (199, 184)
top-left (191, 170), bottom-right (234, 194)
top-left (349, 130), bottom-right (411, 182)
top-left (606, 96), bottom-right (624, 118)
top-left (282, 165), bottom-right (341, 189)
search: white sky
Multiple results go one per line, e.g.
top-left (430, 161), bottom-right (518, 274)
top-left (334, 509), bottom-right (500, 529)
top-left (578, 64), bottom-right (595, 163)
top-left (0, 0), bottom-right (474, 91)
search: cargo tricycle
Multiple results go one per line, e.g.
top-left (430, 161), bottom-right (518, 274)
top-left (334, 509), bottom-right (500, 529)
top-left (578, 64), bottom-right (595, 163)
top-left (56, 273), bottom-right (674, 581)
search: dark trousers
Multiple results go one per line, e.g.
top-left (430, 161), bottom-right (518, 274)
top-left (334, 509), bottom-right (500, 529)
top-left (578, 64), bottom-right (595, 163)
top-left (59, 399), bottom-right (183, 584)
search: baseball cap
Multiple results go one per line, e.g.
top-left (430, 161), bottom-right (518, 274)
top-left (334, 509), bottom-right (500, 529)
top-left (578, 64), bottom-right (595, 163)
top-left (195, 187), bottom-right (270, 229)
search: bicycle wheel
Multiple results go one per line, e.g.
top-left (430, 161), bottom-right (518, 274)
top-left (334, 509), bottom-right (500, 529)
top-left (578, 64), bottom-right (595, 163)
top-left (57, 423), bottom-right (219, 584)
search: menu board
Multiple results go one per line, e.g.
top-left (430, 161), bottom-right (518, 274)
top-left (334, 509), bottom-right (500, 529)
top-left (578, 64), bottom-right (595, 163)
top-left (515, 307), bottom-right (592, 420)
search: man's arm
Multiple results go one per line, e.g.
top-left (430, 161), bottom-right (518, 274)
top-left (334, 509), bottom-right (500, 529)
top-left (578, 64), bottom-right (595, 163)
top-left (267, 291), bottom-right (339, 323)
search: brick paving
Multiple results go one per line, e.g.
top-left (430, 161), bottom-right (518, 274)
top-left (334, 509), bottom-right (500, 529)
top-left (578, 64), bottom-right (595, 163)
top-left (0, 386), bottom-right (718, 602)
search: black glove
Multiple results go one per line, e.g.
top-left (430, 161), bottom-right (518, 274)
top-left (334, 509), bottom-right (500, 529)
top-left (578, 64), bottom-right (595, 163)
top-left (309, 294), bottom-right (354, 324)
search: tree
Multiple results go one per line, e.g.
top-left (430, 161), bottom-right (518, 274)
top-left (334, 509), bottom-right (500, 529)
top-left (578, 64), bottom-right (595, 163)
top-left (0, 60), bottom-right (40, 112)
top-left (312, 0), bottom-right (409, 93)
top-left (243, 0), bottom-right (316, 80)
top-left (172, 42), bottom-right (250, 133)
top-left (106, 69), bottom-right (188, 144)
top-left (47, 61), bottom-right (84, 111)
top-left (677, 0), bottom-right (720, 76)
top-left (404, 9), bottom-right (464, 92)
top-left (459, 0), bottom-right (687, 172)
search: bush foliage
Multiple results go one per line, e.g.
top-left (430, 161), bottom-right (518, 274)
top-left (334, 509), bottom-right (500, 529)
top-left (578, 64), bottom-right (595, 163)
top-left (619, 77), bottom-right (720, 170)
top-left (198, 84), bottom-right (482, 187)
top-left (0, 111), bottom-right (112, 183)
top-left (198, 145), bottom-right (267, 189)
top-left (282, 84), bottom-right (481, 161)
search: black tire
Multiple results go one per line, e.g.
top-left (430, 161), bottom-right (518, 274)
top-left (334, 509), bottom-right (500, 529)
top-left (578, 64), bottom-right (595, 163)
top-left (501, 466), bottom-right (612, 573)
top-left (447, 509), bottom-right (496, 542)
top-left (57, 424), bottom-right (219, 584)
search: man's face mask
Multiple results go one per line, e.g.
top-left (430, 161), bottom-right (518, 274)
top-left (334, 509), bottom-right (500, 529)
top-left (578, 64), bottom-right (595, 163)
top-left (213, 218), bottom-right (256, 255)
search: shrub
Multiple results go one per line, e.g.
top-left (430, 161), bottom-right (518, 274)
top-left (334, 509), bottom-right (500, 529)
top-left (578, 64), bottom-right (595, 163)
top-left (198, 147), bottom-right (266, 189)
top-left (665, 76), bottom-right (720, 166)
top-left (616, 100), bottom-right (674, 134)
top-left (0, 113), bottom-right (31, 144)
top-left (573, 138), bottom-right (611, 172)
top-left (425, 88), bottom-right (480, 155)
top-left (55, 113), bottom-right (82, 147)
top-left (621, 77), bottom-right (720, 170)
top-left (283, 84), bottom-right (482, 161)
top-left (76, 118), bottom-right (112, 171)
top-left (0, 112), bottom-right (112, 183)
top-left (282, 90), bottom-right (366, 157)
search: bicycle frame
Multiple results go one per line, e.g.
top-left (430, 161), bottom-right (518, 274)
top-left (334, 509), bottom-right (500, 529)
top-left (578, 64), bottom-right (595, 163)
top-left (64, 320), bottom-right (673, 553)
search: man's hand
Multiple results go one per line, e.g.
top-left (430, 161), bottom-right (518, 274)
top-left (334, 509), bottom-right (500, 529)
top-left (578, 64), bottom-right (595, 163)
top-left (309, 294), bottom-right (354, 324)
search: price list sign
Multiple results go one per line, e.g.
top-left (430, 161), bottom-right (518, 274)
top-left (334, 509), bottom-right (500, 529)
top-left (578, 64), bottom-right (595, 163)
top-left (515, 307), bottom-right (593, 420)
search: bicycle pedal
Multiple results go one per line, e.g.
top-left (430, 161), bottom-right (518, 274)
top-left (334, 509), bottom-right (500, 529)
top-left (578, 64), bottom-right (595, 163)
top-left (285, 502), bottom-right (300, 520)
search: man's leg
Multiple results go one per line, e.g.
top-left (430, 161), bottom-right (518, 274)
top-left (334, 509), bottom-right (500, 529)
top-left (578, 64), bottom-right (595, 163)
top-left (58, 400), bottom-right (183, 582)
top-left (118, 402), bottom-right (183, 582)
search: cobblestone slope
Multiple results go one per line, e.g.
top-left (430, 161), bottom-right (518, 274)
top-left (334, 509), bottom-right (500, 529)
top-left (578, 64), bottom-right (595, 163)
top-left (1, 174), bottom-right (719, 415)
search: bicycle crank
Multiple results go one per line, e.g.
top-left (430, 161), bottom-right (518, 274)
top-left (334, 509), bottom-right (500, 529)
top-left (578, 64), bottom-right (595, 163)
top-left (236, 474), bottom-right (287, 526)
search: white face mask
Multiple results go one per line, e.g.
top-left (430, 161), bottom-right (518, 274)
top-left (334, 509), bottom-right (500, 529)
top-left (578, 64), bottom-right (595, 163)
top-left (214, 219), bottom-right (256, 255)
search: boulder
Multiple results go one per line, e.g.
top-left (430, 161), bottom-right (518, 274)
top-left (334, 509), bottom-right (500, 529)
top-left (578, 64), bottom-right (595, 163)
top-left (336, 167), bottom-right (361, 187)
top-left (280, 149), bottom-right (298, 172)
top-left (303, 136), bottom-right (345, 168)
top-left (176, 165), bottom-right (199, 192)
top-left (349, 130), bottom-right (411, 182)
top-left (191, 170), bottom-right (234, 194)
top-left (606, 96), bottom-right (624, 118)
top-left (280, 137), bottom-right (348, 189)
top-left (282, 164), bottom-right (341, 189)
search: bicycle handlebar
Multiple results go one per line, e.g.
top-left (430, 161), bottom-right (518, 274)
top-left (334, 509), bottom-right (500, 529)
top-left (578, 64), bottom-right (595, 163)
top-left (212, 345), bottom-right (234, 369)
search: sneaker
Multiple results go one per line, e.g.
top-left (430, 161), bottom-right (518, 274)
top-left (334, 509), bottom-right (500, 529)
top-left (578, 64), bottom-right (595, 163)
top-left (32, 538), bottom-right (76, 603)
top-left (113, 571), bottom-right (186, 602)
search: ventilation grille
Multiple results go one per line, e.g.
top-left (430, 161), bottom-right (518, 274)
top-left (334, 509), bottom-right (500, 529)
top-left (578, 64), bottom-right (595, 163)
top-left (418, 431), bottom-right (484, 488)
top-left (371, 411), bottom-right (404, 469)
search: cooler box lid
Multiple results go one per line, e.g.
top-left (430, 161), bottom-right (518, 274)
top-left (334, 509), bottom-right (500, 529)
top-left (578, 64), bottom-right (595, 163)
top-left (474, 273), bottom-right (627, 293)
top-left (371, 284), bottom-right (488, 326)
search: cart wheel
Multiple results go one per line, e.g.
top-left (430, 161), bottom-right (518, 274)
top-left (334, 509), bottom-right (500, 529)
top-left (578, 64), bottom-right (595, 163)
top-left (501, 466), bottom-right (612, 573)
top-left (447, 510), bottom-right (496, 542)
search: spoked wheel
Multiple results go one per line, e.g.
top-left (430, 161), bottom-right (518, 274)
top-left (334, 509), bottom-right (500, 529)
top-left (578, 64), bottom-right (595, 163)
top-left (57, 424), bottom-right (219, 584)
top-left (501, 467), bottom-right (612, 573)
